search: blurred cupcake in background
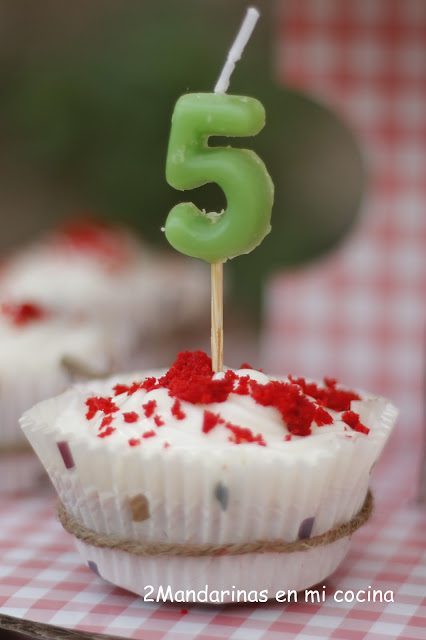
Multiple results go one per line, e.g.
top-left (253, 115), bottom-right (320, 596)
top-left (0, 216), bottom-right (209, 363)
top-left (0, 300), bottom-right (121, 494)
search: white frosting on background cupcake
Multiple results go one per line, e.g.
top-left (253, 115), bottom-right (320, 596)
top-left (0, 302), bottom-right (112, 374)
top-left (0, 219), bottom-right (209, 343)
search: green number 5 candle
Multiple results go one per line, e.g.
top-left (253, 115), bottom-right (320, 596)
top-left (165, 92), bottom-right (274, 264)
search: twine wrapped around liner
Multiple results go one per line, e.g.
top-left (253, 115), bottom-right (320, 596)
top-left (57, 490), bottom-right (373, 557)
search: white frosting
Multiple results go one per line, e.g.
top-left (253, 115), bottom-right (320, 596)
top-left (50, 367), bottom-right (380, 453)
top-left (0, 234), bottom-right (209, 333)
top-left (0, 309), bottom-right (112, 374)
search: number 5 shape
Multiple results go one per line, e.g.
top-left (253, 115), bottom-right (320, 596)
top-left (165, 93), bottom-right (274, 263)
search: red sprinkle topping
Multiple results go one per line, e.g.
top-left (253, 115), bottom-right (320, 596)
top-left (2, 302), bottom-right (47, 326)
top-left (249, 380), bottom-right (316, 436)
top-left (86, 396), bottom-right (119, 420)
top-left (289, 376), bottom-right (361, 412)
top-left (171, 399), bottom-right (186, 420)
top-left (113, 379), bottom-right (159, 397)
top-left (154, 415), bottom-right (164, 427)
top-left (202, 411), bottom-right (223, 434)
top-left (92, 352), bottom-right (368, 443)
top-left (100, 415), bottom-right (113, 429)
top-left (143, 400), bottom-right (157, 418)
top-left (123, 412), bottom-right (139, 423)
top-left (234, 375), bottom-right (251, 396)
top-left (315, 406), bottom-right (333, 426)
top-left (158, 351), bottom-right (234, 404)
top-left (97, 426), bottom-right (115, 438)
top-left (226, 423), bottom-right (266, 446)
top-left (53, 218), bottom-right (130, 269)
top-left (342, 411), bottom-right (370, 434)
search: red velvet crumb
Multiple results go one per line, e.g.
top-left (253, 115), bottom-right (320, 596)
top-left (171, 399), bottom-right (186, 420)
top-left (289, 376), bottom-right (361, 412)
top-left (54, 218), bottom-right (129, 269)
top-left (315, 406), bottom-right (333, 426)
top-left (342, 411), bottom-right (370, 434)
top-left (202, 410), bottom-right (223, 434)
top-left (2, 302), bottom-right (47, 326)
top-left (249, 380), bottom-right (316, 436)
top-left (86, 396), bottom-right (119, 420)
top-left (158, 351), bottom-right (234, 404)
top-left (97, 426), bottom-right (115, 438)
top-left (100, 415), bottom-right (113, 429)
top-left (226, 423), bottom-right (266, 446)
top-left (142, 430), bottom-right (156, 439)
top-left (154, 415), bottom-right (164, 427)
top-left (123, 412), bottom-right (139, 423)
top-left (143, 400), bottom-right (157, 418)
top-left (128, 438), bottom-right (141, 447)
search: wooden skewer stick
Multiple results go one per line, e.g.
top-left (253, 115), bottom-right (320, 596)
top-left (210, 7), bottom-right (259, 372)
top-left (211, 262), bottom-right (224, 373)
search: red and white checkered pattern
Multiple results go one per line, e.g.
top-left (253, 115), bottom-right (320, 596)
top-left (263, 0), bottom-right (426, 461)
top-left (0, 447), bottom-right (424, 639)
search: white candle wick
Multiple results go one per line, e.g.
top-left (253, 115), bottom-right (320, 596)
top-left (214, 7), bottom-right (260, 95)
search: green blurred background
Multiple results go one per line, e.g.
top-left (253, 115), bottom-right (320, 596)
top-left (0, 0), bottom-right (365, 317)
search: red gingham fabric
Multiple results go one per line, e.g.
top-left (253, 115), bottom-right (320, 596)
top-left (263, 0), bottom-right (426, 465)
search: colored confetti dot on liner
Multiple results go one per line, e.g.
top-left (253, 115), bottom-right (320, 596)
top-left (214, 482), bottom-right (229, 511)
top-left (57, 441), bottom-right (75, 469)
top-left (298, 516), bottom-right (315, 540)
top-left (87, 560), bottom-right (101, 577)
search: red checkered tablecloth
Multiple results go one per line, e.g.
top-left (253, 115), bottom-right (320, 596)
top-left (0, 446), bottom-right (424, 640)
top-left (263, 0), bottom-right (425, 468)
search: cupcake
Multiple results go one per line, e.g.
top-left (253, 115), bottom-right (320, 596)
top-left (20, 350), bottom-right (397, 601)
top-left (0, 300), bottom-right (119, 494)
top-left (0, 217), bottom-right (209, 355)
